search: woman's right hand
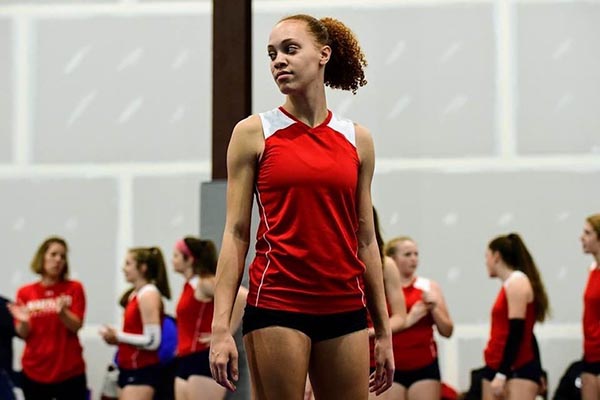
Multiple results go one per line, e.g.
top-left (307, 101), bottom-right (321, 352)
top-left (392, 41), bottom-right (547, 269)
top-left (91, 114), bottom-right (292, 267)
top-left (405, 300), bottom-right (428, 326)
top-left (7, 302), bottom-right (30, 323)
top-left (209, 331), bottom-right (239, 392)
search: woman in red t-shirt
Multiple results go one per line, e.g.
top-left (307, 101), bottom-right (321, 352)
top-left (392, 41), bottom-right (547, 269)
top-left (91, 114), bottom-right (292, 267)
top-left (482, 233), bottom-right (550, 400)
top-left (171, 237), bottom-right (247, 400)
top-left (8, 236), bottom-right (87, 400)
top-left (581, 214), bottom-right (600, 400)
top-left (100, 246), bottom-right (171, 400)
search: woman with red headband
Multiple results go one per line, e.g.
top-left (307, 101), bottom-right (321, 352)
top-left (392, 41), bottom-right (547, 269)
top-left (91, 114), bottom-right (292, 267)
top-left (172, 237), bottom-right (247, 400)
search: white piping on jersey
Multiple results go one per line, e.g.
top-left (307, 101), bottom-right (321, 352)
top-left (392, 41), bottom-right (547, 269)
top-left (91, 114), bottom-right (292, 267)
top-left (356, 276), bottom-right (366, 308)
top-left (254, 184), bottom-right (273, 307)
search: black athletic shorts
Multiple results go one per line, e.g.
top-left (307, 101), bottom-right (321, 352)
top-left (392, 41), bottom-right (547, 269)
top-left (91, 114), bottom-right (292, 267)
top-left (242, 305), bottom-right (367, 342)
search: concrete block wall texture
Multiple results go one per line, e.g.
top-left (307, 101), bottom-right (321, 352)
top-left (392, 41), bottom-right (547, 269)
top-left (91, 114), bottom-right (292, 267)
top-left (1, 0), bottom-right (599, 397)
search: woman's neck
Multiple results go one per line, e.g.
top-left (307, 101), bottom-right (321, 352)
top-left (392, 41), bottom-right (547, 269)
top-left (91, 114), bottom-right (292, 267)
top-left (284, 86), bottom-right (328, 127)
top-left (182, 268), bottom-right (194, 281)
top-left (399, 274), bottom-right (415, 287)
top-left (133, 279), bottom-right (149, 291)
top-left (496, 263), bottom-right (514, 282)
top-left (40, 275), bottom-right (60, 286)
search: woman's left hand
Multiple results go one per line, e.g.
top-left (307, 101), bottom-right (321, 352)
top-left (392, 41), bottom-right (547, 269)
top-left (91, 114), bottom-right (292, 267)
top-left (491, 373), bottom-right (506, 398)
top-left (368, 334), bottom-right (394, 395)
top-left (99, 325), bottom-right (118, 345)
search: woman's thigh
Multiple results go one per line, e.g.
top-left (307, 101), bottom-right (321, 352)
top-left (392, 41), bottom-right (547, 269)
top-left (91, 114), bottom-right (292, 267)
top-left (368, 382), bottom-right (404, 400)
top-left (309, 329), bottom-right (369, 400)
top-left (244, 326), bottom-right (312, 400)
top-left (119, 385), bottom-right (154, 400)
top-left (407, 380), bottom-right (440, 400)
top-left (581, 372), bottom-right (600, 400)
top-left (506, 378), bottom-right (538, 400)
top-left (187, 375), bottom-right (226, 400)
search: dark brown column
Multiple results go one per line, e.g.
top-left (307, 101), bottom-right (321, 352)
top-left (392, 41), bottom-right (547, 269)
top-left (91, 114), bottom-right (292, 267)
top-left (212, 0), bottom-right (252, 180)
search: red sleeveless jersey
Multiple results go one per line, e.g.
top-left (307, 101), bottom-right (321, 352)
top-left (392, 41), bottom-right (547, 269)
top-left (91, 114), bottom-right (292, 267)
top-left (176, 277), bottom-right (213, 356)
top-left (393, 277), bottom-right (437, 370)
top-left (583, 263), bottom-right (600, 362)
top-left (247, 107), bottom-right (366, 314)
top-left (117, 284), bottom-right (161, 369)
top-left (484, 271), bottom-right (536, 369)
top-left (16, 280), bottom-right (86, 383)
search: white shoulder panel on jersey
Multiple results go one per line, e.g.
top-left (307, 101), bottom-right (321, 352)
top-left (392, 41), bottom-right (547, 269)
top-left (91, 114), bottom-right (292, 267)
top-left (328, 112), bottom-right (356, 148)
top-left (188, 276), bottom-right (200, 290)
top-left (590, 262), bottom-right (599, 271)
top-left (414, 276), bottom-right (431, 292)
top-left (503, 270), bottom-right (526, 288)
top-left (259, 108), bottom-right (296, 140)
top-left (138, 283), bottom-right (159, 298)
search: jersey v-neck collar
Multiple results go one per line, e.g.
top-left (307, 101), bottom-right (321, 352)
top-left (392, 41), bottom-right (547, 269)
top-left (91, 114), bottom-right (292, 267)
top-left (278, 106), bottom-right (332, 130)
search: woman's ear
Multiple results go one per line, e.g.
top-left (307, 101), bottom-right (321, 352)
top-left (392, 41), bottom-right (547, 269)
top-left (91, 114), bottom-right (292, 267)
top-left (139, 263), bottom-right (148, 275)
top-left (319, 45), bottom-right (331, 66)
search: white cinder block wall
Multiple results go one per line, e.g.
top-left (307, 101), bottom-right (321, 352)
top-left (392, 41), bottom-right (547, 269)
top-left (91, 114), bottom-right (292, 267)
top-left (1, 0), bottom-right (599, 397)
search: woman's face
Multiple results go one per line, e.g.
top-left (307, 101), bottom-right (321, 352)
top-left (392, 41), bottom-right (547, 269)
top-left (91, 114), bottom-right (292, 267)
top-left (172, 248), bottom-right (192, 274)
top-left (123, 252), bottom-right (143, 284)
top-left (267, 19), bottom-right (328, 95)
top-left (391, 240), bottom-right (419, 277)
top-left (581, 222), bottom-right (600, 256)
top-left (485, 248), bottom-right (498, 277)
top-left (42, 242), bottom-right (66, 279)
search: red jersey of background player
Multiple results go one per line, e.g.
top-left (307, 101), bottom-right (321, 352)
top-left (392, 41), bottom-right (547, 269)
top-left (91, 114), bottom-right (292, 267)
top-left (176, 276), bottom-right (213, 356)
top-left (484, 271), bottom-right (536, 369)
top-left (393, 277), bottom-right (437, 370)
top-left (117, 284), bottom-right (162, 369)
top-left (584, 262), bottom-right (600, 362)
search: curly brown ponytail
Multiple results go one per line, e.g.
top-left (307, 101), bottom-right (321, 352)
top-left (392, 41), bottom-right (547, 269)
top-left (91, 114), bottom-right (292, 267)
top-left (280, 14), bottom-right (367, 94)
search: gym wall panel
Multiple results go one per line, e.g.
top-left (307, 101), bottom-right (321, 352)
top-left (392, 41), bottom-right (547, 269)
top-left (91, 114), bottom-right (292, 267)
top-left (455, 337), bottom-right (488, 391)
top-left (517, 2), bottom-right (600, 154)
top-left (373, 170), bottom-right (597, 324)
top-left (0, 177), bottom-right (119, 325)
top-left (32, 15), bottom-right (211, 163)
top-left (0, 18), bottom-right (12, 163)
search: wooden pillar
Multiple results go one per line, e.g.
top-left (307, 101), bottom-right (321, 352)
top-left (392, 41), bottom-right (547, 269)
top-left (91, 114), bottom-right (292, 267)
top-left (212, 0), bottom-right (252, 180)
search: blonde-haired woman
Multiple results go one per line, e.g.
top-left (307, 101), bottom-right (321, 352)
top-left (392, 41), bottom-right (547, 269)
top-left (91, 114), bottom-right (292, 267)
top-left (9, 236), bottom-right (87, 400)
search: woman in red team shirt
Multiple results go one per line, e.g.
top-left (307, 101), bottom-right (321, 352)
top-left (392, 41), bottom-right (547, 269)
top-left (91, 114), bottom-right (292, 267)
top-left (8, 236), bottom-right (87, 400)
top-left (383, 236), bottom-right (453, 400)
top-left (172, 236), bottom-right (247, 400)
top-left (482, 233), bottom-right (549, 400)
top-left (581, 214), bottom-right (600, 400)
top-left (100, 246), bottom-right (171, 400)
top-left (209, 14), bottom-right (393, 400)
